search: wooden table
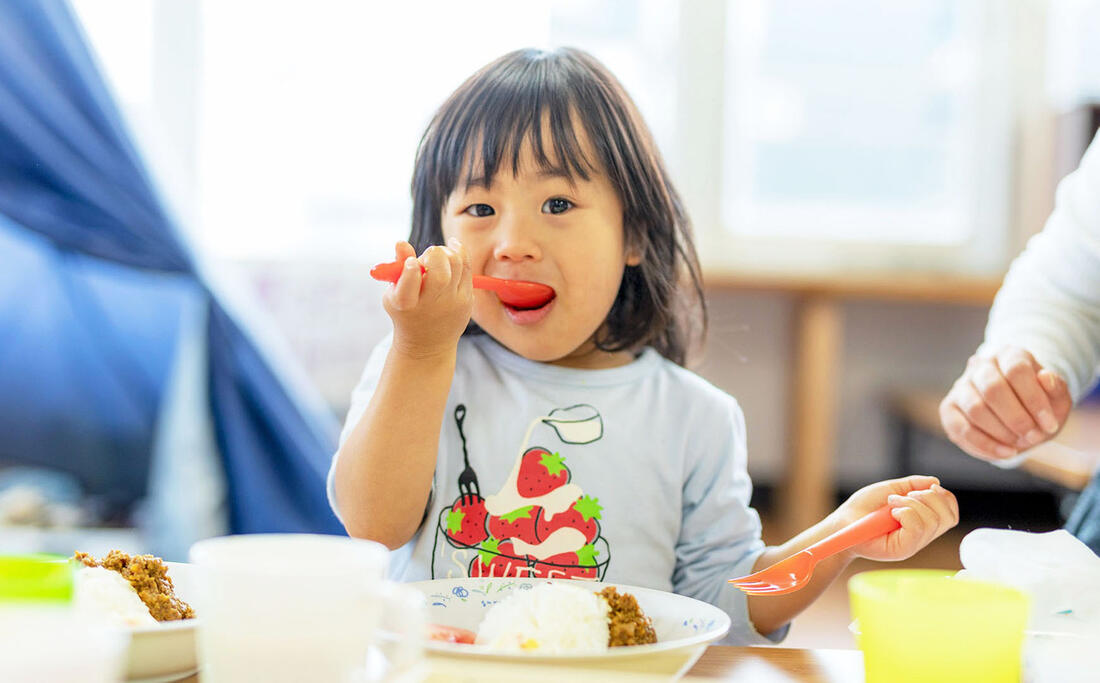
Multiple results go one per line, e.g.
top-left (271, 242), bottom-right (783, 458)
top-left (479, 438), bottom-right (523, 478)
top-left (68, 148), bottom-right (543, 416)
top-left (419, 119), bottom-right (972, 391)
top-left (706, 269), bottom-right (1003, 537)
top-left (686, 646), bottom-right (862, 682)
top-left (175, 646), bottom-right (863, 682)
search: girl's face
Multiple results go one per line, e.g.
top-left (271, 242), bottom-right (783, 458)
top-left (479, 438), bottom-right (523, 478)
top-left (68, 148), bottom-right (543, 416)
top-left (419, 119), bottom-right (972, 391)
top-left (441, 131), bottom-right (639, 368)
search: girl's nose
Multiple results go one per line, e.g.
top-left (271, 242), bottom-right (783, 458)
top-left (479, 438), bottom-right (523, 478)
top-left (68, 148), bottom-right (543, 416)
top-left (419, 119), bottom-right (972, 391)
top-left (491, 216), bottom-right (541, 263)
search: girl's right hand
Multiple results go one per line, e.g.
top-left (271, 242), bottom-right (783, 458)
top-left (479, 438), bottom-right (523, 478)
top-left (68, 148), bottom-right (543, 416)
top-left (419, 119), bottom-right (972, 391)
top-left (383, 239), bottom-right (473, 360)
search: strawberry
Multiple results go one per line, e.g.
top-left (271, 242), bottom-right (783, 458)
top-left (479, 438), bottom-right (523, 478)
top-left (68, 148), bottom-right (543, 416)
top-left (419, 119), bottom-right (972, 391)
top-left (488, 505), bottom-right (540, 544)
top-left (516, 448), bottom-right (569, 497)
top-left (533, 543), bottom-right (599, 580)
top-left (536, 495), bottom-right (602, 543)
top-left (469, 538), bottom-right (530, 577)
top-left (443, 496), bottom-right (488, 547)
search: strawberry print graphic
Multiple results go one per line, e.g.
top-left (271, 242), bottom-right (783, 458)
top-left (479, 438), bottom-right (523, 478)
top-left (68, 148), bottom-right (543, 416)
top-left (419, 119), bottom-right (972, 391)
top-left (444, 497), bottom-right (488, 547)
top-left (488, 504), bottom-right (540, 544)
top-left (517, 448), bottom-right (569, 497)
top-left (533, 543), bottom-right (599, 579)
top-left (469, 538), bottom-right (529, 577)
top-left (431, 404), bottom-right (612, 581)
top-left (536, 495), bottom-right (602, 544)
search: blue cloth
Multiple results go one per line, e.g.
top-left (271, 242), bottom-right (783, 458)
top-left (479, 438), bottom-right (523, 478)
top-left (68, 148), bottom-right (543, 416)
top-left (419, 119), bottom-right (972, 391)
top-left (0, 0), bottom-right (342, 534)
top-left (208, 304), bottom-right (343, 533)
top-left (1068, 392), bottom-right (1100, 554)
top-left (1066, 473), bottom-right (1100, 555)
top-left (0, 0), bottom-right (192, 272)
top-left (0, 215), bottom-right (186, 510)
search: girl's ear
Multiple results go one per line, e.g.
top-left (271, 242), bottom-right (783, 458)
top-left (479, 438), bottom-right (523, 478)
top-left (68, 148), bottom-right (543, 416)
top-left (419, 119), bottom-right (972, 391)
top-left (625, 242), bottom-right (643, 267)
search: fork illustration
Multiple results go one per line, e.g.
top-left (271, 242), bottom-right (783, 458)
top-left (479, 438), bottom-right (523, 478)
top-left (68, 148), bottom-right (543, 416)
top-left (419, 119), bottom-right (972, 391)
top-left (454, 404), bottom-right (481, 504)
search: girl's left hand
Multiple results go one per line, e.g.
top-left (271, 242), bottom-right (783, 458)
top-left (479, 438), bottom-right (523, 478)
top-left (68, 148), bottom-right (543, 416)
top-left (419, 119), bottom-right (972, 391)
top-left (829, 475), bottom-right (959, 562)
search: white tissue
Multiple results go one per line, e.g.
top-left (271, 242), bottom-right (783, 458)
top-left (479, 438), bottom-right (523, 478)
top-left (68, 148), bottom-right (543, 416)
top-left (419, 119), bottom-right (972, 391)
top-left (958, 528), bottom-right (1100, 683)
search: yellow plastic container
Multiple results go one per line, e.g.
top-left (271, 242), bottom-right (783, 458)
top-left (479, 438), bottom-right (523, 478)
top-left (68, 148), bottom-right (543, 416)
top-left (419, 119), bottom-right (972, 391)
top-left (849, 569), bottom-right (1029, 683)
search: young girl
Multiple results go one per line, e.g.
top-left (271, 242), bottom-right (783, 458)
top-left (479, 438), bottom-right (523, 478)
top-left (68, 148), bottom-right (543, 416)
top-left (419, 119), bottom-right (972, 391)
top-left (329, 47), bottom-right (958, 642)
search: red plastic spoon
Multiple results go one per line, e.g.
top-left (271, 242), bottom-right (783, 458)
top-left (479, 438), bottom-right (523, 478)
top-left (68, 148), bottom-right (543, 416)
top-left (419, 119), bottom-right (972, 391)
top-left (370, 260), bottom-right (555, 309)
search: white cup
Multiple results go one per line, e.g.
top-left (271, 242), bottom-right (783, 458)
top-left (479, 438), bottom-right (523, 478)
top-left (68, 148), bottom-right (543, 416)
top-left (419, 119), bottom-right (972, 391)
top-left (189, 534), bottom-right (423, 683)
top-left (0, 607), bottom-right (128, 682)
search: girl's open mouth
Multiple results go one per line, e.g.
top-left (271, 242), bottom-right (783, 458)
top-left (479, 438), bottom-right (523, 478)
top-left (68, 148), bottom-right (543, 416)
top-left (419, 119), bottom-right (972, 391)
top-left (503, 295), bottom-right (556, 324)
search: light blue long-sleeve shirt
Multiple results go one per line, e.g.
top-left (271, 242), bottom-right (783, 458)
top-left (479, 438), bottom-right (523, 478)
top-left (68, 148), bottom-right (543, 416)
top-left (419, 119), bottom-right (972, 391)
top-left (328, 333), bottom-right (786, 645)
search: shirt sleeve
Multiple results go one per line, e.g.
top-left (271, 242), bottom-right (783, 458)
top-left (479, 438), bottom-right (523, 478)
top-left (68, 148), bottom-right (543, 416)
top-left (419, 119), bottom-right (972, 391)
top-left (671, 394), bottom-right (788, 645)
top-left (978, 129), bottom-right (1100, 402)
top-left (325, 335), bottom-right (393, 523)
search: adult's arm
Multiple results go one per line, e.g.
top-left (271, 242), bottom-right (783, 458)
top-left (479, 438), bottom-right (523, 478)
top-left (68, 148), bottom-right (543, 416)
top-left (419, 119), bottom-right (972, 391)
top-left (979, 129), bottom-right (1100, 400)
top-left (940, 130), bottom-right (1100, 462)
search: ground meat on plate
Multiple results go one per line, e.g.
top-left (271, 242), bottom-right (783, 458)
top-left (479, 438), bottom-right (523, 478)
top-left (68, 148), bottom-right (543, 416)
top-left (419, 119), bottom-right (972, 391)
top-left (74, 550), bottom-right (194, 621)
top-left (598, 586), bottom-right (657, 646)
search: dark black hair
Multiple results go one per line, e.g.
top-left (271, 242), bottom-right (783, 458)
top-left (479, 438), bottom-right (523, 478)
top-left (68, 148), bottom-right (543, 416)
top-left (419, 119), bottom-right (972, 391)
top-left (409, 47), bottom-right (706, 366)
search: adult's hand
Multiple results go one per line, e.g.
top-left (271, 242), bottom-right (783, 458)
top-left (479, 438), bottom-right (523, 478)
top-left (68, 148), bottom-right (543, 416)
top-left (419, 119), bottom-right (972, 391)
top-left (939, 346), bottom-right (1072, 461)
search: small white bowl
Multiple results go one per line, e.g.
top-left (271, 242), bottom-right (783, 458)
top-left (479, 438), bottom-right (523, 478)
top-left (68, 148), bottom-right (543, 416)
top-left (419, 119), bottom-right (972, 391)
top-left (124, 561), bottom-right (197, 682)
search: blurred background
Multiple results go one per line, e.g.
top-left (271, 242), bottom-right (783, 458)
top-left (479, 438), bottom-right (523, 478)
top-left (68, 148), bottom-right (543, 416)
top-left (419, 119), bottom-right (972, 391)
top-left (2, 0), bottom-right (1099, 640)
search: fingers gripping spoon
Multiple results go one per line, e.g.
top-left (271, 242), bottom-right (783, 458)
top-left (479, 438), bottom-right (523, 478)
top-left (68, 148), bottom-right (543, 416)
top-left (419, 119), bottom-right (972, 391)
top-left (370, 260), bottom-right (555, 309)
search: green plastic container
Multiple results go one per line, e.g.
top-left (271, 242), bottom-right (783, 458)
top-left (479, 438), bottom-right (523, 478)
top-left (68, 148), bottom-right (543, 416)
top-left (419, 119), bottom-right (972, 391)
top-left (0, 554), bottom-right (74, 603)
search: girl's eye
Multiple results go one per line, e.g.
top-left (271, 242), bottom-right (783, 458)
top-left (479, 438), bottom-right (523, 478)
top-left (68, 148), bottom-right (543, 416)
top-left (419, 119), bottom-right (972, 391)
top-left (542, 198), bottom-right (573, 215)
top-left (464, 204), bottom-right (494, 218)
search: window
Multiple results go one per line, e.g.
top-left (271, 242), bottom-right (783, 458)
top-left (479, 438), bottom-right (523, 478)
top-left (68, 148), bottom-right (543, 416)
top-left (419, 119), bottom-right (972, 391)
top-left (717, 0), bottom-right (1019, 272)
top-left (1046, 0), bottom-right (1100, 108)
top-left (73, 0), bottom-right (677, 264)
top-left (73, 0), bottom-right (1053, 276)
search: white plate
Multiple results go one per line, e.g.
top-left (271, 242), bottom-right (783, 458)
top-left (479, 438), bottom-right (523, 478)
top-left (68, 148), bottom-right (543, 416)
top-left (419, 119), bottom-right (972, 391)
top-left (410, 578), bottom-right (729, 676)
top-left (124, 561), bottom-right (198, 682)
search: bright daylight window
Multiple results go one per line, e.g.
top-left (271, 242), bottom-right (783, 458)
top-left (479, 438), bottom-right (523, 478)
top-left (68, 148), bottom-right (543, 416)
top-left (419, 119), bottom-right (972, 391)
top-left (71, 0), bottom-right (677, 264)
top-left (70, 0), bottom-right (1041, 274)
top-left (722, 0), bottom-right (1015, 251)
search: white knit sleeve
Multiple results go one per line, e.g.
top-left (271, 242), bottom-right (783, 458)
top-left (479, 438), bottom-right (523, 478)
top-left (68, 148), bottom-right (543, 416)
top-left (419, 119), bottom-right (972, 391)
top-left (978, 130), bottom-right (1100, 401)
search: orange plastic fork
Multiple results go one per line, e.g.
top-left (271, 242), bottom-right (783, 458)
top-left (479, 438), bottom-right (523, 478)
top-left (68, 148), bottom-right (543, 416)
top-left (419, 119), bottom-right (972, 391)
top-left (729, 506), bottom-right (900, 596)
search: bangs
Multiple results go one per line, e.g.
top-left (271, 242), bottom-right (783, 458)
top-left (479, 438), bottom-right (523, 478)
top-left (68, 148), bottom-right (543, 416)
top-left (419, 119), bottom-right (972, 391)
top-left (430, 52), bottom-right (602, 197)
